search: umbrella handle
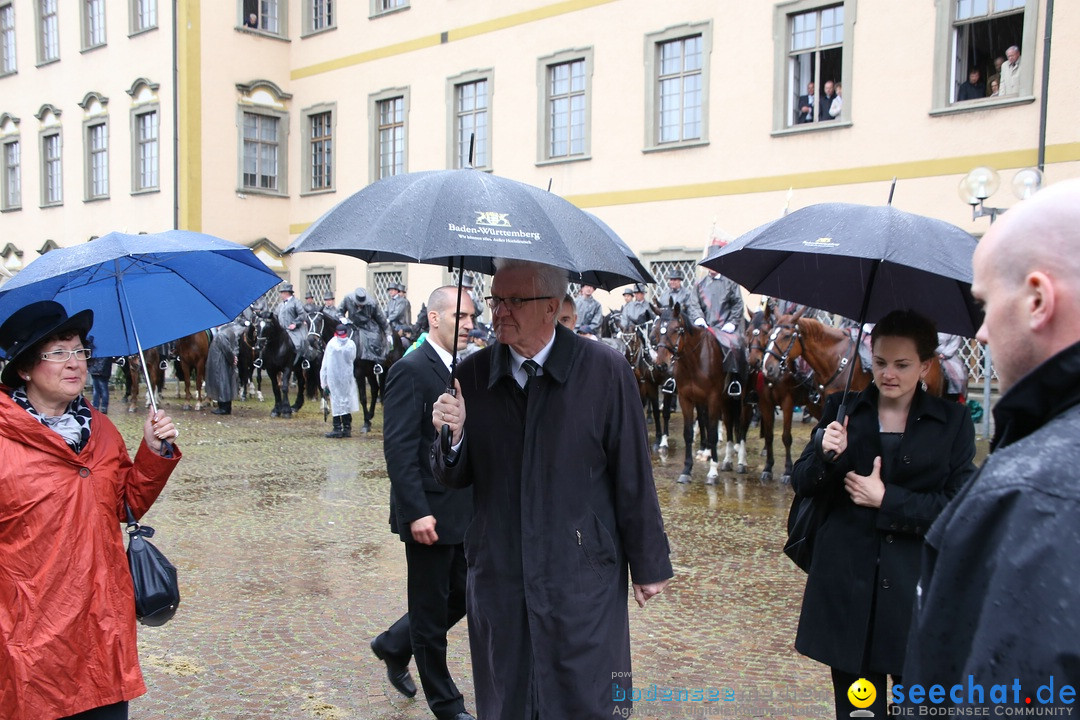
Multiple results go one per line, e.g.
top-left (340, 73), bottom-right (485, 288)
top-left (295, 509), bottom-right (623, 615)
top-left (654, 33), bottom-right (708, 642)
top-left (439, 385), bottom-right (457, 456)
top-left (815, 403), bottom-right (846, 463)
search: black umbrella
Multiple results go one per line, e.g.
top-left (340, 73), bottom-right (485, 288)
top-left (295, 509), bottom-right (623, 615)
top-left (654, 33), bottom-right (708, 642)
top-left (701, 202), bottom-right (981, 432)
top-left (285, 168), bottom-right (650, 446)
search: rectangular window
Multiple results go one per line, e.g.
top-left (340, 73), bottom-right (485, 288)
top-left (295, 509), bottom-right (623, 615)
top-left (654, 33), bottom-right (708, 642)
top-left (950, 0), bottom-right (1025, 102)
top-left (1, 139), bottom-right (20, 210)
top-left (657, 35), bottom-right (703, 143)
top-left (242, 112), bottom-right (279, 190)
top-left (309, 110), bottom-right (332, 191)
top-left (548, 59), bottom-right (586, 159)
top-left (378, 97), bottom-right (404, 179)
top-left (133, 0), bottom-right (156, 32)
top-left (84, 0), bottom-right (106, 48)
top-left (1, 2), bottom-right (16, 75)
top-left (454, 79), bottom-right (488, 169)
top-left (42, 132), bottom-right (62, 205)
top-left (87, 122), bottom-right (108, 199)
top-left (258, 0), bottom-right (280, 34)
top-left (310, 0), bottom-right (332, 31)
top-left (39, 0), bottom-right (59, 62)
top-left (135, 109), bottom-right (159, 191)
top-left (786, 4), bottom-right (844, 125)
top-left (375, 0), bottom-right (407, 12)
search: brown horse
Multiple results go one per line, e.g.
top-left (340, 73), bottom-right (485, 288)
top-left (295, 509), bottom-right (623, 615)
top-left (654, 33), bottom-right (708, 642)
top-left (652, 303), bottom-right (747, 484)
top-left (610, 315), bottom-right (674, 452)
top-left (125, 348), bottom-right (164, 413)
top-left (762, 312), bottom-right (944, 402)
top-left (172, 331), bottom-right (210, 410)
top-left (746, 307), bottom-right (821, 483)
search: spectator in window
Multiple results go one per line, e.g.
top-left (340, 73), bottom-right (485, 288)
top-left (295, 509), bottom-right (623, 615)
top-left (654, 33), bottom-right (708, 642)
top-left (956, 67), bottom-right (986, 101)
top-left (986, 55), bottom-right (1005, 96)
top-left (797, 81), bottom-right (817, 124)
top-left (828, 83), bottom-right (843, 119)
top-left (988, 78), bottom-right (1000, 97)
top-left (819, 80), bottom-right (837, 121)
top-left (243, 12), bottom-right (258, 28)
top-left (999, 45), bottom-right (1021, 96)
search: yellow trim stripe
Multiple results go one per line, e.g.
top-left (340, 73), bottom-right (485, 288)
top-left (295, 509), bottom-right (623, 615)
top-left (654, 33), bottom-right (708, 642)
top-left (177, 1), bottom-right (202, 231)
top-left (289, 143), bottom-right (1080, 234)
top-left (291, 0), bottom-right (618, 80)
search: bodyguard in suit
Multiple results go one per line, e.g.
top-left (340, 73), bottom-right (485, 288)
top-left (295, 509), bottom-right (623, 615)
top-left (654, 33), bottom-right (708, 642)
top-left (370, 286), bottom-right (476, 720)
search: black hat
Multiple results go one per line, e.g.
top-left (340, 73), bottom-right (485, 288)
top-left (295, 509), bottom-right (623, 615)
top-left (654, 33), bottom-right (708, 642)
top-left (323, 292), bottom-right (335, 301)
top-left (305, 291), bottom-right (315, 299)
top-left (279, 282), bottom-right (295, 294)
top-left (0, 301), bottom-right (94, 387)
top-left (633, 283), bottom-right (647, 294)
top-left (667, 270), bottom-right (684, 281)
top-left (461, 274), bottom-right (475, 288)
top-left (334, 323), bottom-right (349, 335)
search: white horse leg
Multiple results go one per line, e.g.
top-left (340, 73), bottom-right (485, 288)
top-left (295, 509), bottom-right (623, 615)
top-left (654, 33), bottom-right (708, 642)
top-left (706, 459), bottom-right (719, 484)
top-left (722, 440), bottom-right (734, 472)
top-left (659, 434), bottom-right (669, 449)
top-left (737, 440), bottom-right (748, 474)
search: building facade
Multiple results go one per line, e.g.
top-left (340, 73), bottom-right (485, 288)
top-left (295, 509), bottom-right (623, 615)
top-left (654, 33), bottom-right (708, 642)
top-left (1, 0), bottom-right (1077, 317)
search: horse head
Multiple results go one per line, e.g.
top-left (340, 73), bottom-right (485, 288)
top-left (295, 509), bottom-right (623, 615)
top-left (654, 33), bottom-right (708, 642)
top-left (761, 307), bottom-right (808, 383)
top-left (746, 310), bottom-right (770, 372)
top-left (651, 303), bottom-right (693, 373)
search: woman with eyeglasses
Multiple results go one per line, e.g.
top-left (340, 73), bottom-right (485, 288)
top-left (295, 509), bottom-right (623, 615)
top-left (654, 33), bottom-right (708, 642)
top-left (0, 300), bottom-right (181, 720)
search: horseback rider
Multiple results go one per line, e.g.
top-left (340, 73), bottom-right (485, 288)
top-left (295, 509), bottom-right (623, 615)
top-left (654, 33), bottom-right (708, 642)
top-left (574, 283), bottom-right (603, 337)
top-left (621, 283), bottom-right (657, 330)
top-left (276, 283), bottom-right (308, 362)
top-left (384, 282), bottom-right (412, 335)
top-left (658, 270), bottom-right (703, 323)
top-left (339, 286), bottom-right (392, 361)
top-left (302, 291), bottom-right (319, 314)
top-left (461, 274), bottom-right (484, 323)
top-left (322, 291), bottom-right (342, 321)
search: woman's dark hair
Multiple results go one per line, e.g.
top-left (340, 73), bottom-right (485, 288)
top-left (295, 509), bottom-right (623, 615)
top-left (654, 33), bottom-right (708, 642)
top-left (11, 330), bottom-right (91, 379)
top-left (871, 310), bottom-right (938, 361)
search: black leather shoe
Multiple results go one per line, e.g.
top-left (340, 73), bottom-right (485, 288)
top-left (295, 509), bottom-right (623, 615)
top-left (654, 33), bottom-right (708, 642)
top-left (370, 639), bottom-right (416, 698)
top-left (443, 714), bottom-right (476, 720)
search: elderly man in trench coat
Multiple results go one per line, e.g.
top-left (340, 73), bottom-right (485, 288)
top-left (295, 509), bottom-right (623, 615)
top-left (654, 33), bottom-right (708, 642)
top-left (431, 259), bottom-right (673, 720)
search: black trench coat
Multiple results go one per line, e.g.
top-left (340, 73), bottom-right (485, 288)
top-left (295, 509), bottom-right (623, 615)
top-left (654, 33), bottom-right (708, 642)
top-left (790, 385), bottom-right (976, 675)
top-left (432, 324), bottom-right (673, 720)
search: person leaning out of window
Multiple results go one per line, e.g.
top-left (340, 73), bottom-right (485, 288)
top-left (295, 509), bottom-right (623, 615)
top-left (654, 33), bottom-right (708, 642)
top-left (789, 309), bottom-right (976, 720)
top-left (0, 300), bottom-right (181, 720)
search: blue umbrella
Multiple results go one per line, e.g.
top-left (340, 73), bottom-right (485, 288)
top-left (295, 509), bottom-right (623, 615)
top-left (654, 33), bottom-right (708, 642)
top-left (0, 230), bottom-right (281, 411)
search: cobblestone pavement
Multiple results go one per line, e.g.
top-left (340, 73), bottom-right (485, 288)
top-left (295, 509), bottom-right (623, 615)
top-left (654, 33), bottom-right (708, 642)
top-left (110, 391), bottom-right (988, 720)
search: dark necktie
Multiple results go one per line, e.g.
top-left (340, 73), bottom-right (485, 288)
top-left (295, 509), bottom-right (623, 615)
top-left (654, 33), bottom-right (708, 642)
top-left (522, 359), bottom-right (540, 394)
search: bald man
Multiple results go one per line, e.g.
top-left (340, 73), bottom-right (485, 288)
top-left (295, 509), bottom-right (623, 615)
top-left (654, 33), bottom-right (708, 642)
top-left (901, 179), bottom-right (1080, 707)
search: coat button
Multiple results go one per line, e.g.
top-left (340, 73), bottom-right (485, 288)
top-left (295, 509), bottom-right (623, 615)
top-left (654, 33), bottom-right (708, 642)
top-left (79, 467), bottom-right (90, 478)
top-left (881, 578), bottom-right (891, 589)
top-left (890, 523), bottom-right (898, 530)
top-left (902, 455), bottom-right (911, 463)
top-left (885, 534), bottom-right (894, 543)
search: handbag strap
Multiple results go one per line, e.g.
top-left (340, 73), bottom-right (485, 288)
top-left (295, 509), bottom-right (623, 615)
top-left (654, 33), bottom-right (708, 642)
top-left (124, 502), bottom-right (156, 539)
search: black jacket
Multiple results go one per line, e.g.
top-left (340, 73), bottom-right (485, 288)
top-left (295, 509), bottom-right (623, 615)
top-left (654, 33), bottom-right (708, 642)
top-left (383, 340), bottom-right (472, 544)
top-left (791, 385), bottom-right (976, 675)
top-left (903, 341), bottom-right (1080, 703)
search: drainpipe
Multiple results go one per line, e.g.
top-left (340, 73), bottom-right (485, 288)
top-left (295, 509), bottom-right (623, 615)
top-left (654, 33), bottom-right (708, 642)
top-left (172, 0), bottom-right (180, 230)
top-left (1037, 0), bottom-right (1053, 172)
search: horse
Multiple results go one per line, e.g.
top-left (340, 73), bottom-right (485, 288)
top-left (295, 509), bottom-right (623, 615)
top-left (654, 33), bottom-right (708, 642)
top-left (171, 331), bottom-right (210, 410)
top-left (746, 307), bottom-right (821, 483)
top-left (124, 348), bottom-right (164, 413)
top-left (247, 310), bottom-right (305, 417)
top-left (762, 311), bottom-right (944, 403)
top-left (652, 303), bottom-right (748, 484)
top-left (614, 316), bottom-right (675, 452)
top-left (236, 319), bottom-right (264, 402)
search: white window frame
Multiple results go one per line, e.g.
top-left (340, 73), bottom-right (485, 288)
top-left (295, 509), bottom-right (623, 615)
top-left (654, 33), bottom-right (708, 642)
top-left (301, 103), bottom-right (335, 195)
top-left (370, 0), bottom-right (408, 19)
top-left (239, 0), bottom-right (287, 37)
top-left (1, 1), bottom-right (17, 77)
top-left (84, 118), bottom-right (109, 201)
top-left (82, 0), bottom-right (106, 51)
top-left (771, 0), bottom-right (856, 135)
top-left (643, 22), bottom-right (711, 152)
top-left (369, 87), bottom-right (409, 182)
top-left (40, 129), bottom-right (62, 207)
top-left (241, 110), bottom-right (284, 193)
top-left (447, 69), bottom-right (492, 171)
top-left (537, 47), bottom-right (593, 165)
top-left (930, 0), bottom-right (1037, 114)
top-left (236, 80), bottom-right (290, 197)
top-left (129, 0), bottom-right (157, 35)
top-left (132, 106), bottom-right (159, 193)
top-left (1, 136), bottom-right (20, 212)
top-left (36, 0), bottom-right (59, 65)
top-left (303, 0), bottom-right (334, 36)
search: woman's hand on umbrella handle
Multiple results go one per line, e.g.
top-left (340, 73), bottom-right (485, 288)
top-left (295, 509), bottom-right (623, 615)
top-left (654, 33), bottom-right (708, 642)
top-left (433, 379), bottom-right (465, 446)
top-left (144, 408), bottom-right (179, 454)
top-left (819, 416), bottom-right (848, 460)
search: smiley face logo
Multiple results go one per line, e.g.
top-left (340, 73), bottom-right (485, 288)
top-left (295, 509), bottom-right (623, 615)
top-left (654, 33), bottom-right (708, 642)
top-left (847, 677), bottom-right (876, 709)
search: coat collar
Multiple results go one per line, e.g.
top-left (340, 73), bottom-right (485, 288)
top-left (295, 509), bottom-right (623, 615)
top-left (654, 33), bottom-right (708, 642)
top-left (991, 339), bottom-right (1080, 450)
top-left (849, 382), bottom-right (948, 426)
top-left (488, 323), bottom-right (578, 390)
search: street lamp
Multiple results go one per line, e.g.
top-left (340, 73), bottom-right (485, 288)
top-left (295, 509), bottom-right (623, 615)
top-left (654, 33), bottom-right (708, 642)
top-left (958, 166), bottom-right (1043, 222)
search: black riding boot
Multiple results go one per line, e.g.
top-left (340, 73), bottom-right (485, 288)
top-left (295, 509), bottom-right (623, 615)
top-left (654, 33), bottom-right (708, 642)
top-left (325, 415), bottom-right (344, 438)
top-left (342, 413), bottom-right (352, 438)
top-left (213, 401), bottom-right (232, 415)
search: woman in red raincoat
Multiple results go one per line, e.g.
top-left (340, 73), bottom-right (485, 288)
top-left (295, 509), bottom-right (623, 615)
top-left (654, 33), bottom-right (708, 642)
top-left (0, 301), bottom-right (181, 720)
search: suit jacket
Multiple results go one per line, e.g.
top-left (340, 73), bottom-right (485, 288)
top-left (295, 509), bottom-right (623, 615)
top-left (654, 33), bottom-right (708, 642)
top-left (383, 339), bottom-right (472, 544)
top-left (796, 94), bottom-right (815, 123)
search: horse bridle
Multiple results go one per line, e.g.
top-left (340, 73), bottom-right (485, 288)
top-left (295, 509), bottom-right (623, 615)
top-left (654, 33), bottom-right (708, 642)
top-left (764, 321), bottom-right (856, 394)
top-left (653, 316), bottom-right (685, 369)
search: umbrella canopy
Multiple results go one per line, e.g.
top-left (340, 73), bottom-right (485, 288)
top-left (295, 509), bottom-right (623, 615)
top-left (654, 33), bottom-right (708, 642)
top-left (285, 169), bottom-right (648, 291)
top-left (701, 203), bottom-right (982, 337)
top-left (583, 212), bottom-right (657, 286)
top-left (0, 230), bottom-right (282, 358)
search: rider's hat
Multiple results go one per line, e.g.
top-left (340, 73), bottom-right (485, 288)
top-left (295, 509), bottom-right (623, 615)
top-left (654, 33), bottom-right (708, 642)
top-left (323, 292), bottom-right (335, 301)
top-left (622, 287), bottom-right (634, 296)
top-left (279, 282), bottom-right (295, 294)
top-left (667, 270), bottom-right (684, 281)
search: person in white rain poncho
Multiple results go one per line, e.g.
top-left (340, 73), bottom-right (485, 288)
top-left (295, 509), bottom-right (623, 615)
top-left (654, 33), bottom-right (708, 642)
top-left (320, 324), bottom-right (360, 438)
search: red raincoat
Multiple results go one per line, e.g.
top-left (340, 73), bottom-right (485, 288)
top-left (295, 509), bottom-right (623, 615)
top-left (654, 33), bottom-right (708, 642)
top-left (0, 391), bottom-right (181, 719)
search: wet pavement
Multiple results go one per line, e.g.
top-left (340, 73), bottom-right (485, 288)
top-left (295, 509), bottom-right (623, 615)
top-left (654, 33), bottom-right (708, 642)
top-left (110, 392), bottom-right (988, 720)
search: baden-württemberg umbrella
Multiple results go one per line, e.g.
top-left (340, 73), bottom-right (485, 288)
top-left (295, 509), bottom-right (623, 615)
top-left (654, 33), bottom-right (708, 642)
top-left (701, 203), bottom-right (982, 337)
top-left (0, 230), bottom-right (281, 411)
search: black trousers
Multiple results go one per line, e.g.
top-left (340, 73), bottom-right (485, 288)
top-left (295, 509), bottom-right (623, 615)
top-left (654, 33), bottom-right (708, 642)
top-left (62, 701), bottom-right (128, 720)
top-left (380, 543), bottom-right (468, 719)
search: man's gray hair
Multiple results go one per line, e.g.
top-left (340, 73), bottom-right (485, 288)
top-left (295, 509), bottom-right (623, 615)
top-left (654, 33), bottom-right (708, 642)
top-left (492, 259), bottom-right (569, 300)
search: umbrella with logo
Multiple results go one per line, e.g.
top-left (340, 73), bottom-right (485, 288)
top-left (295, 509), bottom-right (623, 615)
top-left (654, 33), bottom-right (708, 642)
top-left (0, 230), bottom-right (282, 413)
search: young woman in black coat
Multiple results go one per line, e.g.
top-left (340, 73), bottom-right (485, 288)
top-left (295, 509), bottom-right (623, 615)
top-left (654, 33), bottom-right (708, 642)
top-left (790, 310), bottom-right (977, 719)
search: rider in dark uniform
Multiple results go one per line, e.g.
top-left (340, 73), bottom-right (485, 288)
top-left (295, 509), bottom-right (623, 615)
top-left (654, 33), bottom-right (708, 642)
top-left (621, 284), bottom-right (657, 330)
top-left (574, 283), bottom-right (602, 337)
top-left (340, 287), bottom-right (392, 362)
top-left (322, 292), bottom-right (342, 321)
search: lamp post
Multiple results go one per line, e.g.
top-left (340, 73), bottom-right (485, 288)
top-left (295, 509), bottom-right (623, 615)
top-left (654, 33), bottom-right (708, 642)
top-left (958, 166), bottom-right (1043, 438)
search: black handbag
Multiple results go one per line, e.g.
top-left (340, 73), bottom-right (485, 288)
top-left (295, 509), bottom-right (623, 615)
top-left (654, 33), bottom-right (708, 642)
top-left (783, 493), bottom-right (828, 573)
top-left (125, 503), bottom-right (180, 626)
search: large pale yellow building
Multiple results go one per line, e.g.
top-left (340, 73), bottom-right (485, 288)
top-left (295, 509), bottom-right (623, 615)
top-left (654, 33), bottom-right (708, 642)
top-left (1, 0), bottom-right (1077, 313)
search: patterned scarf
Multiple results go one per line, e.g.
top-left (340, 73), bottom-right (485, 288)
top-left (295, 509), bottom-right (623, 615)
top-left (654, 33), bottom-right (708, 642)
top-left (8, 387), bottom-right (93, 453)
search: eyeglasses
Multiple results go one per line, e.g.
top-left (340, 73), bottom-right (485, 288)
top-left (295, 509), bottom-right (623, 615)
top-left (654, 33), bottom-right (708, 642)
top-left (40, 348), bottom-right (92, 362)
top-left (484, 295), bottom-right (552, 310)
